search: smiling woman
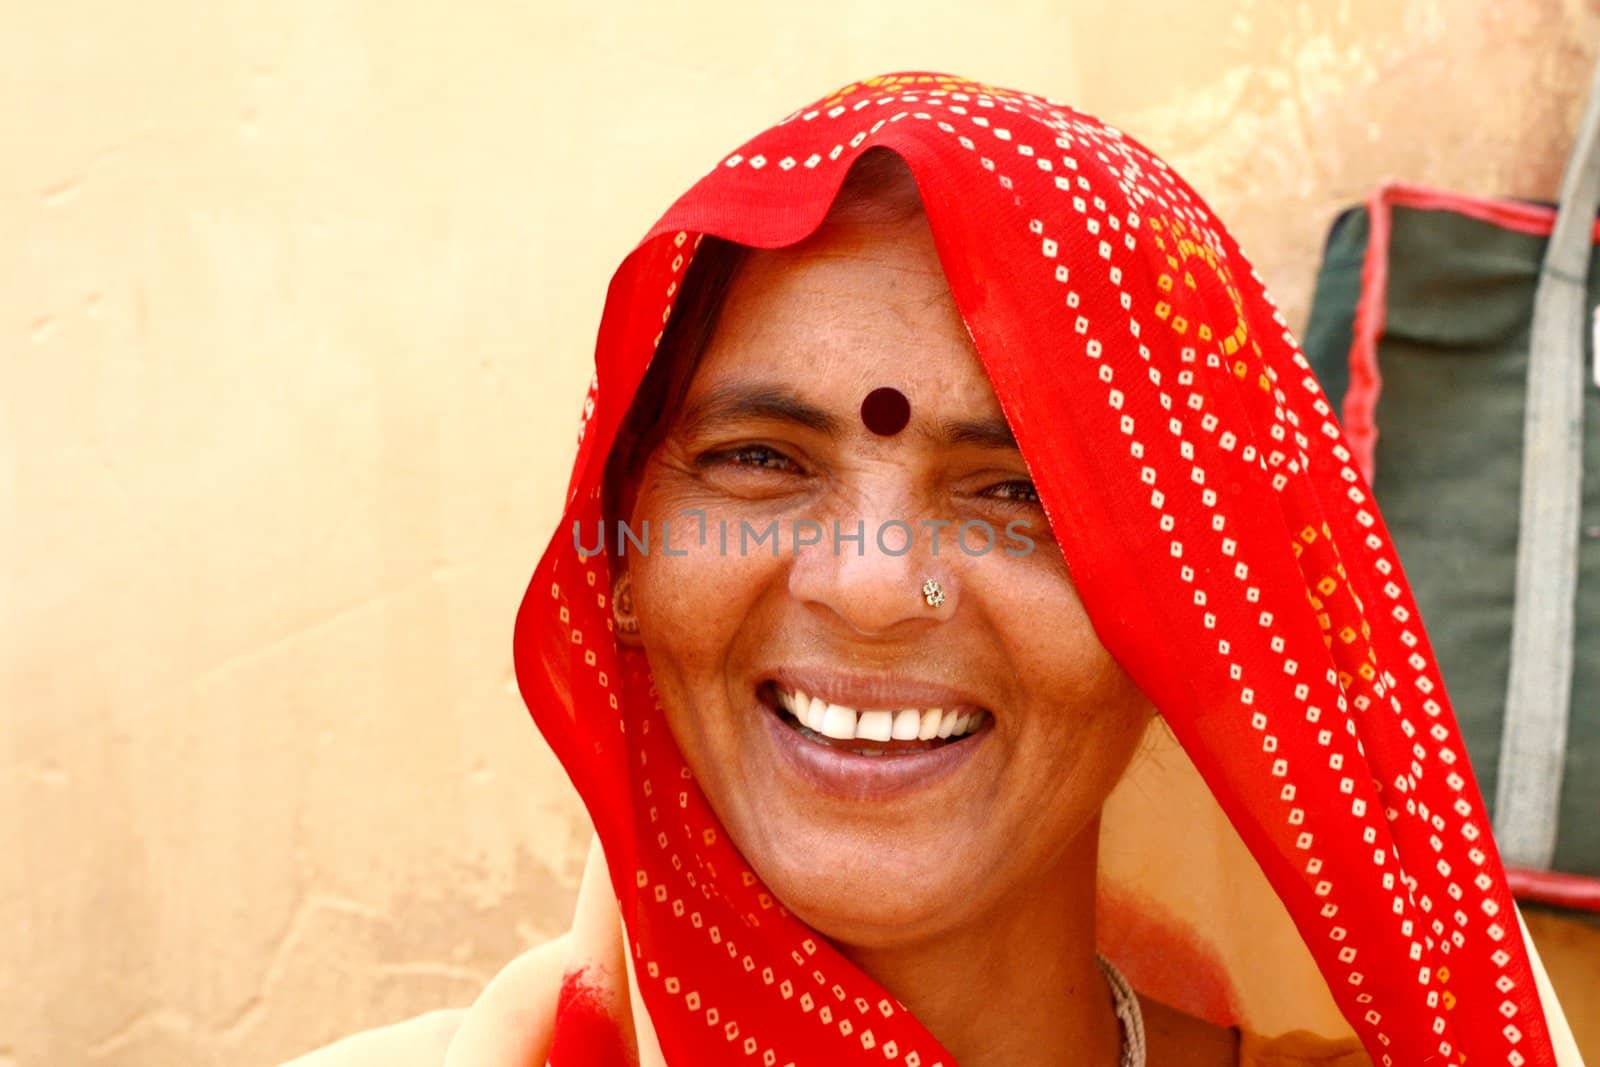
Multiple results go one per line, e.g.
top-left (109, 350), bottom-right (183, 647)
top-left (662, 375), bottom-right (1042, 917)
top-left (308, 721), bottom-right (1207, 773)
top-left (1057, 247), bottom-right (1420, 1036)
top-left (606, 159), bottom-right (1165, 1062)
top-left (281, 73), bottom-right (1584, 1067)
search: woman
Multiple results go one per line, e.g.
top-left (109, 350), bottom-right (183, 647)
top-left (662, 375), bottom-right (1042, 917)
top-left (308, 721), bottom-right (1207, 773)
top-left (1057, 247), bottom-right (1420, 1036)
top-left (286, 72), bottom-right (1584, 1065)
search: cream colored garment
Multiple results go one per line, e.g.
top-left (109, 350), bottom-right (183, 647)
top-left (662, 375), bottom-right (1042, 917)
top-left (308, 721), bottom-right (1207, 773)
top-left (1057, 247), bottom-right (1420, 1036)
top-left (279, 839), bottom-right (648, 1067)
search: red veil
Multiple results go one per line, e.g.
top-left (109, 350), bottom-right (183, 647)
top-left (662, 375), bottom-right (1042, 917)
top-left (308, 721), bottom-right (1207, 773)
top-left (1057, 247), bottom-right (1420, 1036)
top-left (512, 72), bottom-right (1578, 1066)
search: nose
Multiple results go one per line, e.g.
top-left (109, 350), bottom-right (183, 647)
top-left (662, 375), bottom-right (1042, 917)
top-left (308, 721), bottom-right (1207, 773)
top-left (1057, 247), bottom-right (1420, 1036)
top-left (787, 510), bottom-right (958, 636)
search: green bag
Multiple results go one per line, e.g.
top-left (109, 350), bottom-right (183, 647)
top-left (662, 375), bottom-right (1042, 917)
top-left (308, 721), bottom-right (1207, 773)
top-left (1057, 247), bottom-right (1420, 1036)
top-left (1300, 123), bottom-right (1600, 903)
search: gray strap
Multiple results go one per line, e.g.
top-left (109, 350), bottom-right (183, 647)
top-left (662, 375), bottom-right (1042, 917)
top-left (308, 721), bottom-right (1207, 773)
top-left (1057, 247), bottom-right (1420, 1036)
top-left (1493, 54), bottom-right (1600, 869)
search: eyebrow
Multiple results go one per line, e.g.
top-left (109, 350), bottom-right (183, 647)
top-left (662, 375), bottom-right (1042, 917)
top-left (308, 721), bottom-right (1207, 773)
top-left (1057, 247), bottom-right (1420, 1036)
top-left (680, 382), bottom-right (843, 437)
top-left (678, 381), bottom-right (1019, 450)
top-left (934, 415), bottom-right (1019, 450)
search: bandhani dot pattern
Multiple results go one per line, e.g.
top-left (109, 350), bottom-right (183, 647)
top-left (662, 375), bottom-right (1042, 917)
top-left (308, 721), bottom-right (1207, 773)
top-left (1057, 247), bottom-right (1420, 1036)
top-left (514, 71), bottom-right (1559, 1066)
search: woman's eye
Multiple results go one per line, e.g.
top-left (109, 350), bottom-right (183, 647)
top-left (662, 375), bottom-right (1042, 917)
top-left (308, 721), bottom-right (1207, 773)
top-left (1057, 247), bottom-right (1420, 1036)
top-left (982, 479), bottom-right (1041, 504)
top-left (697, 444), bottom-right (800, 473)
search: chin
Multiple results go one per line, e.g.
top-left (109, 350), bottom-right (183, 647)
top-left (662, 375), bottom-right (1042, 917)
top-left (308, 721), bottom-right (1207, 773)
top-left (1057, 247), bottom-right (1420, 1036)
top-left (776, 879), bottom-right (969, 950)
top-left (739, 815), bottom-right (994, 947)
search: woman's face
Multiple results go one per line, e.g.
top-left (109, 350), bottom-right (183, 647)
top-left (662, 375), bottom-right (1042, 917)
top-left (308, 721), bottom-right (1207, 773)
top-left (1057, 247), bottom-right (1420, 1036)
top-left (624, 207), bottom-right (1154, 948)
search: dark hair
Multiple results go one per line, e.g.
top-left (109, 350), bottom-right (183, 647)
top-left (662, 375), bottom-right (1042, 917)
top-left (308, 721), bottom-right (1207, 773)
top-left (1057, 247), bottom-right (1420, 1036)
top-left (601, 149), bottom-right (926, 532)
top-left (602, 235), bottom-right (748, 532)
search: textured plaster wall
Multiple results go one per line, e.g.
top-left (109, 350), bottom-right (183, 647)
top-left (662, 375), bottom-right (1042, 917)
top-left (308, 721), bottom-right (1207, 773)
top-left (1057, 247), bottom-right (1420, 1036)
top-left (3, 2), bottom-right (1597, 1065)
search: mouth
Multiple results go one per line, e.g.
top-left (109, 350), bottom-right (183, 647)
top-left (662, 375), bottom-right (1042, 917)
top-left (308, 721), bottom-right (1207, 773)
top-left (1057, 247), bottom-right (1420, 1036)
top-left (757, 680), bottom-right (990, 758)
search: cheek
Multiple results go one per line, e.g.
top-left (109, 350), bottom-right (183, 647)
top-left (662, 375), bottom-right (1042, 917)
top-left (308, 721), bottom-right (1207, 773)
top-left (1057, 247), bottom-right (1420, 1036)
top-left (627, 527), bottom-right (796, 855)
top-left (629, 546), bottom-right (751, 799)
top-left (629, 479), bottom-right (754, 647)
top-left (989, 547), bottom-right (1110, 690)
top-left (989, 554), bottom-right (1152, 789)
top-left (632, 553), bottom-right (751, 689)
top-left (626, 490), bottom-right (787, 763)
top-left (629, 514), bottom-right (785, 657)
top-left (1034, 629), bottom-right (1151, 779)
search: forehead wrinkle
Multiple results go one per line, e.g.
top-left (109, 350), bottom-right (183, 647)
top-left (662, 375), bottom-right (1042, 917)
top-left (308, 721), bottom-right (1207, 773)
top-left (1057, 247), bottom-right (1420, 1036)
top-left (733, 225), bottom-right (963, 336)
top-left (749, 272), bottom-right (964, 347)
top-left (747, 269), bottom-right (951, 321)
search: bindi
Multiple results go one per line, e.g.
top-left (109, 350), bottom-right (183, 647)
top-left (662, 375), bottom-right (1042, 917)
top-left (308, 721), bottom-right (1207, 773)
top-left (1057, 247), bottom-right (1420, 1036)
top-left (859, 386), bottom-right (911, 436)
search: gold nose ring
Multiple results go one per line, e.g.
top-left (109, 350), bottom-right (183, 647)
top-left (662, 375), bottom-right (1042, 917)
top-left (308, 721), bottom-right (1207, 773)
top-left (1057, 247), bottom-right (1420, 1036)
top-left (922, 577), bottom-right (946, 608)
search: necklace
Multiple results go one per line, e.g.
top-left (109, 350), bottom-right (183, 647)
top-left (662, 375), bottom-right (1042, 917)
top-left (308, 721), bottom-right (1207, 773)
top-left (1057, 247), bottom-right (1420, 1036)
top-left (1095, 954), bottom-right (1147, 1067)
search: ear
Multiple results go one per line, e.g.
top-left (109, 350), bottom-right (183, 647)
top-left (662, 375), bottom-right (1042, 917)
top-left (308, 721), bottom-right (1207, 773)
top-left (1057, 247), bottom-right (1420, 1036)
top-left (612, 565), bottom-right (644, 648)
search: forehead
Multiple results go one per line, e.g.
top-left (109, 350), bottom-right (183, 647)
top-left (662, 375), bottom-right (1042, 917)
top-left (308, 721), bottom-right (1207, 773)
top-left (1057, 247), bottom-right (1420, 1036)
top-left (689, 216), bottom-right (1002, 417)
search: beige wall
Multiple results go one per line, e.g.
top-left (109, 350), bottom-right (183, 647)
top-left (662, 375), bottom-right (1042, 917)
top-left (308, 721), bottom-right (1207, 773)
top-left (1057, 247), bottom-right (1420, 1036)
top-left (4, 2), bottom-right (1598, 1064)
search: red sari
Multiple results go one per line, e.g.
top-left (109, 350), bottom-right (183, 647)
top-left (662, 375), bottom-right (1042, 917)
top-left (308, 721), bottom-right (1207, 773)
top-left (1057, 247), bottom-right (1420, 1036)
top-left (511, 72), bottom-right (1581, 1066)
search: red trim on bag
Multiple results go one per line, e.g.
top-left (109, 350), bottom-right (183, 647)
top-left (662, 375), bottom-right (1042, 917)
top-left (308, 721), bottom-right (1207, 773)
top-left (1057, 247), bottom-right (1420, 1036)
top-left (1343, 188), bottom-right (1390, 484)
top-left (1341, 181), bottom-right (1600, 485)
top-left (1507, 867), bottom-right (1600, 912)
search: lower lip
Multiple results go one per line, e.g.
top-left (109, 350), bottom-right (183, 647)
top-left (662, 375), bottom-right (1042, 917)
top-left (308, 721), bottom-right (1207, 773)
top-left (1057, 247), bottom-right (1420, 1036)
top-left (759, 702), bottom-right (989, 802)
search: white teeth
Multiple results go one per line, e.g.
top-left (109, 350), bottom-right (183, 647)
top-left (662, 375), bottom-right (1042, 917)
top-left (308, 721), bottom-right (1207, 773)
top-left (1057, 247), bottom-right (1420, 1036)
top-left (856, 710), bottom-right (893, 742)
top-left (806, 695), bottom-right (828, 732)
top-left (891, 709), bottom-right (921, 740)
top-left (775, 688), bottom-right (986, 742)
top-left (821, 702), bottom-right (857, 740)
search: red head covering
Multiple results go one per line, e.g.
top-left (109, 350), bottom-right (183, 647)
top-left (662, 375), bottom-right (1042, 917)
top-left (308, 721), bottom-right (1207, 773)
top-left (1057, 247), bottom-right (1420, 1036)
top-left (513, 72), bottom-right (1565, 1065)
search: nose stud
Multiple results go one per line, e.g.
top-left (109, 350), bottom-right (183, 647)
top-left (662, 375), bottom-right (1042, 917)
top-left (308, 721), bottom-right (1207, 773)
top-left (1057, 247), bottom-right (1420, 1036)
top-left (921, 577), bottom-right (946, 608)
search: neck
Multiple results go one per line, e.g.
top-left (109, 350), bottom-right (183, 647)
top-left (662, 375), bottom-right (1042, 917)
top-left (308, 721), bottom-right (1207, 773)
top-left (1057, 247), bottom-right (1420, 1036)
top-left (834, 817), bottom-right (1121, 1067)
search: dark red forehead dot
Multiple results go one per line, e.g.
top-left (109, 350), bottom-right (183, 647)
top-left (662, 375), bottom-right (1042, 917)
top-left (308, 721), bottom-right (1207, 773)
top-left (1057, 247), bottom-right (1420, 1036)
top-left (860, 386), bottom-right (910, 436)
